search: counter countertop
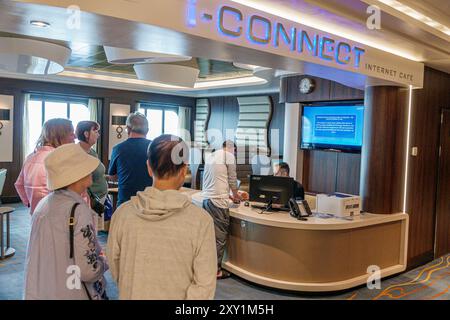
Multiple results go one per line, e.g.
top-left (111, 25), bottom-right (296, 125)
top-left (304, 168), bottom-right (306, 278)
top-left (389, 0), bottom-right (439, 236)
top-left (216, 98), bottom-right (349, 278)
top-left (189, 191), bottom-right (408, 231)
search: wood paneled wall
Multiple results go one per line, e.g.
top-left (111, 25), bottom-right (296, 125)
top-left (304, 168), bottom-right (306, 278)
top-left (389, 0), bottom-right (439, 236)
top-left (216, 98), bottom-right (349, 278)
top-left (336, 152), bottom-right (361, 195)
top-left (302, 151), bottom-right (361, 195)
top-left (360, 86), bottom-right (408, 214)
top-left (280, 75), bottom-right (364, 103)
top-left (281, 75), bottom-right (364, 195)
top-left (302, 150), bottom-right (338, 194)
top-left (0, 77), bottom-right (195, 200)
top-left (435, 110), bottom-right (450, 258)
top-left (407, 67), bottom-right (450, 266)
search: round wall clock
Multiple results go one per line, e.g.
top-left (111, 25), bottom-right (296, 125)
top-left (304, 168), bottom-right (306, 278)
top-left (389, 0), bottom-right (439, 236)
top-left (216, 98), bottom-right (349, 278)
top-left (299, 77), bottom-right (316, 94)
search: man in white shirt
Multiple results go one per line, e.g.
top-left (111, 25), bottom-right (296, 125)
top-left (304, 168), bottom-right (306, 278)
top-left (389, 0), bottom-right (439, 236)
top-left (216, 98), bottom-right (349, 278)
top-left (201, 140), bottom-right (241, 279)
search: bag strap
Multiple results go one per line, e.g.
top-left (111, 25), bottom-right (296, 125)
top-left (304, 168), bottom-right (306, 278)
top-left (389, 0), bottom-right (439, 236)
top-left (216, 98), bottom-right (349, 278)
top-left (86, 188), bottom-right (94, 198)
top-left (69, 203), bottom-right (80, 259)
top-left (82, 283), bottom-right (92, 300)
top-left (68, 202), bottom-right (93, 300)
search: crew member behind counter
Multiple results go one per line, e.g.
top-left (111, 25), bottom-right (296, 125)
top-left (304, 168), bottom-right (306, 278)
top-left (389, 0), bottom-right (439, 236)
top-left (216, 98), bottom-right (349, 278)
top-left (274, 162), bottom-right (305, 200)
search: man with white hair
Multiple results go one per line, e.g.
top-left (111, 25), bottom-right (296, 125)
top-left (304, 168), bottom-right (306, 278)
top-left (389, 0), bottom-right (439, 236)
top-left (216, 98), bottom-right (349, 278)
top-left (108, 112), bottom-right (153, 207)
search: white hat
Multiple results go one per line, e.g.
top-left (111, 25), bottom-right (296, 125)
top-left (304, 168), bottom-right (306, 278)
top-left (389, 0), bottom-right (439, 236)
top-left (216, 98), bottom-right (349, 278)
top-left (44, 143), bottom-right (100, 191)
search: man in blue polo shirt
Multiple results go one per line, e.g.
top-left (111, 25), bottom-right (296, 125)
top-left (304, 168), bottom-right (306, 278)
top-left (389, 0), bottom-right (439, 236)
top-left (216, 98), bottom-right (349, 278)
top-left (109, 112), bottom-right (153, 207)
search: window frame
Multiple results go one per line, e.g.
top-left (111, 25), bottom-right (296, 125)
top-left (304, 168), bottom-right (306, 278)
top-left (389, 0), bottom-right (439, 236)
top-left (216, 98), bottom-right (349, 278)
top-left (29, 93), bottom-right (89, 126)
top-left (139, 102), bottom-right (179, 135)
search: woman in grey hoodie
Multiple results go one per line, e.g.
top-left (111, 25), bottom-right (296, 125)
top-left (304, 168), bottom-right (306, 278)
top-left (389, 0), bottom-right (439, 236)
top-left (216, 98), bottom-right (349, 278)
top-left (107, 134), bottom-right (217, 300)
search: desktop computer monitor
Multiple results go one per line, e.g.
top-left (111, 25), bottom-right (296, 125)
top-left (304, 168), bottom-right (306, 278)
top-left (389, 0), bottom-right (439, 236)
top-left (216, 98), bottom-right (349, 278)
top-left (249, 175), bottom-right (295, 210)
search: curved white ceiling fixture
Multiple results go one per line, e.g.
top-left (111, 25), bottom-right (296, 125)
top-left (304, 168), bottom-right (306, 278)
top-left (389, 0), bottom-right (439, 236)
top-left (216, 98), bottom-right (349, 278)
top-left (104, 46), bottom-right (192, 64)
top-left (233, 62), bottom-right (273, 79)
top-left (273, 69), bottom-right (301, 78)
top-left (233, 62), bottom-right (265, 71)
top-left (233, 62), bottom-right (298, 80)
top-left (55, 69), bottom-right (267, 91)
top-left (134, 63), bottom-right (200, 88)
top-left (0, 37), bottom-right (71, 75)
top-left (194, 75), bottom-right (267, 89)
top-left (251, 68), bottom-right (300, 81)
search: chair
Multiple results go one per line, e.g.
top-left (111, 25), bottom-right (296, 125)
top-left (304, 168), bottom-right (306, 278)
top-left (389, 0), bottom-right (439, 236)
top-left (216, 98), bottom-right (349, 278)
top-left (251, 154), bottom-right (273, 176)
top-left (0, 169), bottom-right (15, 259)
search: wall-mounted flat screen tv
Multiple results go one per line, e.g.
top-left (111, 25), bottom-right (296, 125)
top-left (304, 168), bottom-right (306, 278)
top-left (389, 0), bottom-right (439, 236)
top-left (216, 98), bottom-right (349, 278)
top-left (301, 103), bottom-right (364, 152)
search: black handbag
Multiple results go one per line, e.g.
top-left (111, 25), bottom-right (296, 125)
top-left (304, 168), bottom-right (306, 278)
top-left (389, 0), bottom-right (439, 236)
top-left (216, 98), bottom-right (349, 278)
top-left (87, 189), bottom-right (105, 217)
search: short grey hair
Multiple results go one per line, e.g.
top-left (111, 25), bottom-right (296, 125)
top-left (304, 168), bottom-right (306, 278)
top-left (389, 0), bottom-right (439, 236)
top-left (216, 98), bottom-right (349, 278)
top-left (126, 112), bottom-right (149, 135)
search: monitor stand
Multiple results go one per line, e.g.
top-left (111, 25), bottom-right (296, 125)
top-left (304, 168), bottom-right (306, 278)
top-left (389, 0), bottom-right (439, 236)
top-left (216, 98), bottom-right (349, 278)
top-left (253, 201), bottom-right (290, 214)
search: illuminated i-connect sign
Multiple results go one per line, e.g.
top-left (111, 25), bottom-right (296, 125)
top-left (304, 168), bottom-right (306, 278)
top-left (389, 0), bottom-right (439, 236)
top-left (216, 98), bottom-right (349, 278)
top-left (187, 3), bottom-right (366, 69)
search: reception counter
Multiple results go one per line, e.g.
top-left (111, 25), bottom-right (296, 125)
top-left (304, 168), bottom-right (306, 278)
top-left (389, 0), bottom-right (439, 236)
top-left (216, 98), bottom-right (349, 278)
top-left (189, 192), bottom-right (409, 292)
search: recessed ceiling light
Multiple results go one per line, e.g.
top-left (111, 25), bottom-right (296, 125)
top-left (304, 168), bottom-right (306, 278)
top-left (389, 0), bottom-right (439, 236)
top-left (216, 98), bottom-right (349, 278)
top-left (30, 20), bottom-right (51, 28)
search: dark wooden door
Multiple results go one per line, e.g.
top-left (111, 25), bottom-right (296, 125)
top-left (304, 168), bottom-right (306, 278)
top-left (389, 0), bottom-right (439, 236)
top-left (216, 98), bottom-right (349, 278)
top-left (435, 109), bottom-right (450, 258)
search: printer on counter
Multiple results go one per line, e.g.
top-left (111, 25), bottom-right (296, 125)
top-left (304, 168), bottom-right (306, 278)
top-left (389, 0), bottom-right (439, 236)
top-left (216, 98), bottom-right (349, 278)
top-left (316, 193), bottom-right (361, 217)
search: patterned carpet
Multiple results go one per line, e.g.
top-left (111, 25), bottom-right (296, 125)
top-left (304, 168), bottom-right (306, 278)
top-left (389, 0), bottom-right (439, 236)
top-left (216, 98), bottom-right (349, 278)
top-left (354, 255), bottom-right (450, 300)
top-left (0, 203), bottom-right (449, 300)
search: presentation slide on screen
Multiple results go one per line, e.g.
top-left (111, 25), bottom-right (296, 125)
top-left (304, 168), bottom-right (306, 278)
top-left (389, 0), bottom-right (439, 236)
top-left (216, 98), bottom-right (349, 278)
top-left (302, 106), bottom-right (364, 147)
top-left (314, 115), bottom-right (356, 139)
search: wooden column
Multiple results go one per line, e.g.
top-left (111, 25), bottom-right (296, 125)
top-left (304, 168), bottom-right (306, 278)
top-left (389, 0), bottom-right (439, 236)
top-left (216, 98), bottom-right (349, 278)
top-left (283, 102), bottom-right (300, 179)
top-left (360, 86), bottom-right (409, 214)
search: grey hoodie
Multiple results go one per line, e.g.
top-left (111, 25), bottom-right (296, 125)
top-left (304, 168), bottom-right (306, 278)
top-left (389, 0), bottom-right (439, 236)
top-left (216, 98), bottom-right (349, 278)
top-left (107, 187), bottom-right (217, 300)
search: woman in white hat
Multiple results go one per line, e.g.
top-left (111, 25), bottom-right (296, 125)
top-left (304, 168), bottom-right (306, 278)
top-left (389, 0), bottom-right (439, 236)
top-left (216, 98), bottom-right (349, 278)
top-left (24, 143), bottom-right (108, 300)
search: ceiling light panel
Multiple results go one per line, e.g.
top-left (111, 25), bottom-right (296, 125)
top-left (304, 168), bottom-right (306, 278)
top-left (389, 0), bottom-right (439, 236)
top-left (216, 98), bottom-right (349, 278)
top-left (30, 20), bottom-right (50, 28)
top-left (377, 0), bottom-right (450, 36)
